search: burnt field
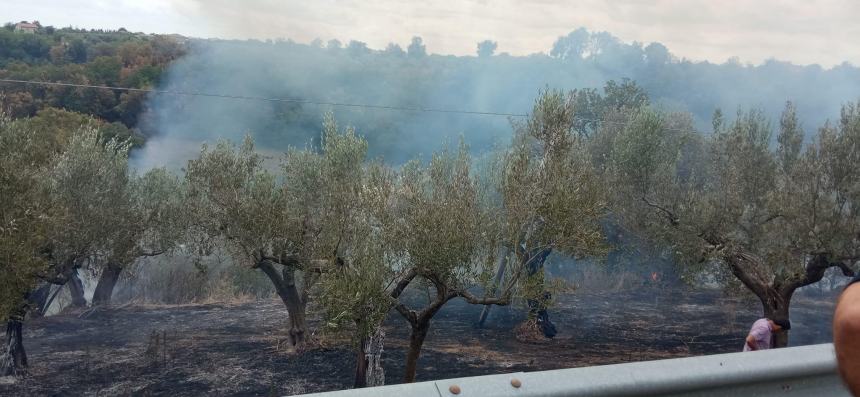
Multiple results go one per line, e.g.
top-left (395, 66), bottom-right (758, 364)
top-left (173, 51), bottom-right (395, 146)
top-left (0, 288), bottom-right (837, 396)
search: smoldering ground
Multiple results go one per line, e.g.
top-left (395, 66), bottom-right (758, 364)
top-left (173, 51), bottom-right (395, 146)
top-left (1, 253), bottom-right (844, 396)
top-left (0, 282), bottom-right (839, 396)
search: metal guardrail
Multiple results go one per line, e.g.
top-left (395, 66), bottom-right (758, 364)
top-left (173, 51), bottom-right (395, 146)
top-left (297, 343), bottom-right (850, 396)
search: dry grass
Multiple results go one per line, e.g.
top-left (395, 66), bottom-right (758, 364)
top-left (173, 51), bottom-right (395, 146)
top-left (114, 255), bottom-right (275, 305)
top-left (563, 263), bottom-right (659, 294)
top-left (514, 319), bottom-right (552, 344)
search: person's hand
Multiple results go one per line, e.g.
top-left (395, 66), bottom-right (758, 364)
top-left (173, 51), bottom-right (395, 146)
top-left (834, 282), bottom-right (860, 395)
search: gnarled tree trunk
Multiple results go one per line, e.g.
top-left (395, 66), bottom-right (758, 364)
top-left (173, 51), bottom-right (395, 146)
top-left (403, 321), bottom-right (430, 383)
top-left (258, 260), bottom-right (308, 349)
top-left (760, 290), bottom-right (791, 348)
top-left (27, 283), bottom-right (53, 317)
top-left (398, 274), bottom-right (454, 383)
top-left (477, 247), bottom-right (509, 328)
top-left (354, 326), bottom-right (385, 388)
top-left (280, 267), bottom-right (307, 347)
top-left (523, 247), bottom-right (556, 338)
top-left (393, 266), bottom-right (521, 383)
top-left (726, 253), bottom-right (793, 348)
top-left (67, 270), bottom-right (87, 308)
top-left (92, 262), bottom-right (123, 305)
top-left (0, 305), bottom-right (27, 376)
top-left (727, 252), bottom-right (855, 349)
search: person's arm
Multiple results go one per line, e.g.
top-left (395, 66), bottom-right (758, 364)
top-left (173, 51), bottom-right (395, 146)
top-left (745, 334), bottom-right (758, 351)
top-left (746, 324), bottom-right (769, 351)
top-left (834, 279), bottom-right (860, 395)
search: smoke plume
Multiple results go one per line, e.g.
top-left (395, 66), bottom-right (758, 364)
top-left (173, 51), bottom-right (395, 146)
top-left (133, 28), bottom-right (860, 169)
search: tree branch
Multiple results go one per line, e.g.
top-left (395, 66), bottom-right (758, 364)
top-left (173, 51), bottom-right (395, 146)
top-left (457, 289), bottom-right (511, 306)
top-left (259, 252), bottom-right (338, 274)
top-left (255, 259), bottom-right (284, 287)
top-left (780, 254), bottom-right (856, 297)
top-left (137, 249), bottom-right (164, 257)
top-left (641, 196), bottom-right (679, 226)
top-left (390, 298), bottom-right (417, 326)
top-left (405, 272), bottom-right (458, 323)
top-left (758, 213), bottom-right (782, 226)
top-left (724, 251), bottom-right (768, 299)
top-left (38, 256), bottom-right (79, 285)
top-left (390, 267), bottom-right (418, 299)
top-left (261, 252), bottom-right (301, 267)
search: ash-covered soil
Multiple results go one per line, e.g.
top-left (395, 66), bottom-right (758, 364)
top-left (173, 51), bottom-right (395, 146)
top-left (0, 289), bottom-right (837, 396)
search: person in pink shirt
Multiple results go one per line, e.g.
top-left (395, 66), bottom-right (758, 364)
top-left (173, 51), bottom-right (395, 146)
top-left (742, 318), bottom-right (790, 351)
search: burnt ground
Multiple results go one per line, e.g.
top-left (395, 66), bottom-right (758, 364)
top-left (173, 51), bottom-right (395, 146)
top-left (0, 288), bottom-right (837, 396)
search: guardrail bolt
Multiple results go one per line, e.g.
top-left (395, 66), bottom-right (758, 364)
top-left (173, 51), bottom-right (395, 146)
top-left (511, 378), bottom-right (522, 388)
top-left (449, 384), bottom-right (461, 394)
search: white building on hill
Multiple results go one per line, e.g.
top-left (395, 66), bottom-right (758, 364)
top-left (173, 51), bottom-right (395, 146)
top-left (14, 22), bottom-right (39, 33)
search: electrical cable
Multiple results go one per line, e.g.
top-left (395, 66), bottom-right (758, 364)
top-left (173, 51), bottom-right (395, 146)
top-left (0, 78), bottom-right (529, 118)
top-left (0, 78), bottom-right (707, 134)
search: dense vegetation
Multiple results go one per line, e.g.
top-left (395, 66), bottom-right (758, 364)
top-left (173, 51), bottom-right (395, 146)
top-left (140, 28), bottom-right (860, 165)
top-left (0, 22), bottom-right (185, 146)
top-left (1, 83), bottom-right (857, 384)
top-left (1, 22), bottom-right (858, 388)
top-left (2, 23), bottom-right (858, 164)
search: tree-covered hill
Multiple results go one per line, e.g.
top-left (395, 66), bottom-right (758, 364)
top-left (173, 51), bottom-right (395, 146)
top-left (2, 23), bottom-right (858, 164)
top-left (139, 28), bottom-right (860, 165)
top-left (0, 22), bottom-right (186, 145)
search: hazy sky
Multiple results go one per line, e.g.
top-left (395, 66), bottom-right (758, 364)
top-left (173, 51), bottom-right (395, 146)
top-left (6, 0), bottom-right (858, 67)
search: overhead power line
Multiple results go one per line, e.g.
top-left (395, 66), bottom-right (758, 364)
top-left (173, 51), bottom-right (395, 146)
top-left (0, 78), bottom-right (707, 135)
top-left (0, 78), bottom-right (529, 118)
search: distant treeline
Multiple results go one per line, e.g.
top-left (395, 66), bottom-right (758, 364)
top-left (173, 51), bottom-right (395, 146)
top-left (139, 27), bottom-right (860, 165)
top-left (2, 24), bottom-right (859, 164)
top-left (0, 22), bottom-right (186, 146)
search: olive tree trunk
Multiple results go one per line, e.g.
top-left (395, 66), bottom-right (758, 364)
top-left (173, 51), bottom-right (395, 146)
top-left (27, 283), bottom-right (53, 317)
top-left (761, 291), bottom-right (791, 348)
top-left (393, 266), bottom-right (521, 383)
top-left (742, 283), bottom-right (793, 348)
top-left (727, 252), bottom-right (854, 349)
top-left (397, 274), bottom-right (453, 383)
top-left (403, 321), bottom-right (430, 383)
top-left (477, 247), bottom-right (509, 328)
top-left (354, 326), bottom-right (385, 388)
top-left (92, 262), bottom-right (123, 305)
top-left (258, 260), bottom-right (308, 348)
top-left (0, 304), bottom-right (27, 376)
top-left (523, 247), bottom-right (556, 338)
top-left (727, 254), bottom-right (793, 348)
top-left (67, 270), bottom-right (87, 308)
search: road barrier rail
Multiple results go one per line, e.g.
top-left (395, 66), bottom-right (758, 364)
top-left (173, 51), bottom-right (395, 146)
top-left (297, 343), bottom-right (850, 396)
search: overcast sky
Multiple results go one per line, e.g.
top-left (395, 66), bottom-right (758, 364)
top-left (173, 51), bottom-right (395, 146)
top-left (6, 0), bottom-right (858, 67)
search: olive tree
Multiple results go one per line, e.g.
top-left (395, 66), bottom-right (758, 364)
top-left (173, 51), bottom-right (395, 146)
top-left (313, 160), bottom-right (398, 388)
top-left (38, 128), bottom-right (133, 310)
top-left (184, 115), bottom-right (364, 349)
top-left (388, 91), bottom-right (606, 383)
top-left (184, 136), bottom-right (309, 347)
top-left (0, 116), bottom-right (57, 375)
top-left (91, 168), bottom-right (185, 305)
top-left (483, 90), bottom-right (608, 333)
top-left (388, 143), bottom-right (492, 382)
top-left (1, 121), bottom-right (130, 375)
top-left (608, 103), bottom-right (858, 347)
